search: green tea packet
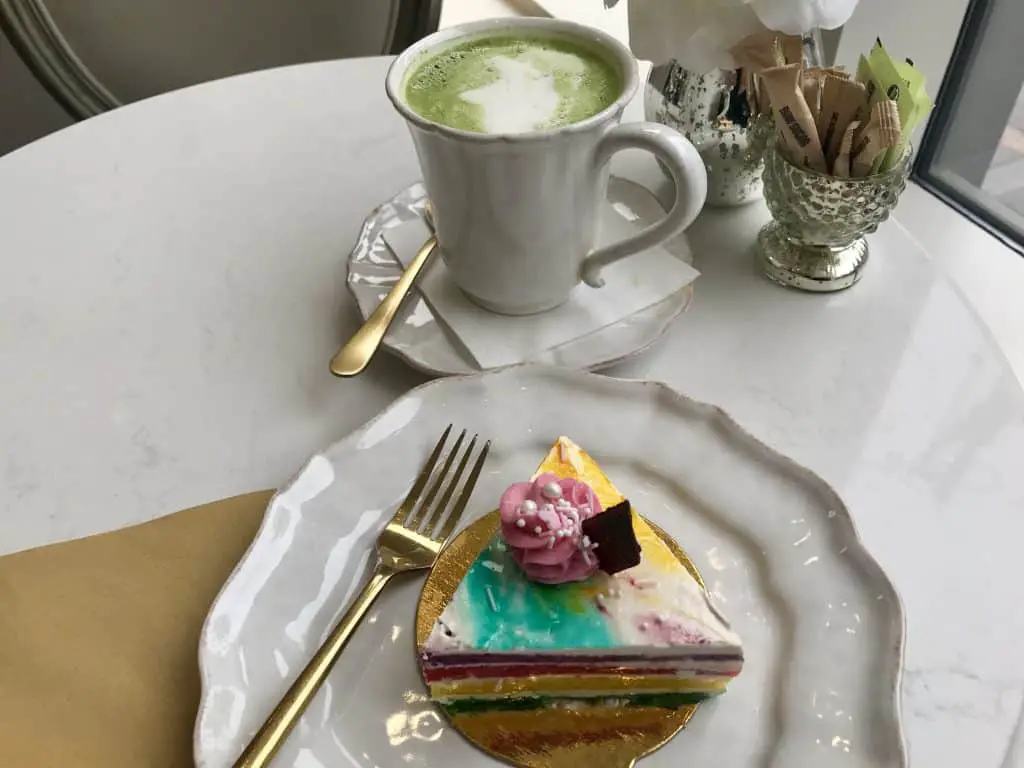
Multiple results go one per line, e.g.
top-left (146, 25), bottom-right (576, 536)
top-left (856, 55), bottom-right (880, 110)
top-left (863, 43), bottom-right (914, 171)
top-left (855, 55), bottom-right (888, 172)
top-left (858, 41), bottom-right (933, 171)
top-left (894, 58), bottom-right (935, 164)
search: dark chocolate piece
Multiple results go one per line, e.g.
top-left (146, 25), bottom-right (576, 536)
top-left (582, 499), bottom-right (641, 575)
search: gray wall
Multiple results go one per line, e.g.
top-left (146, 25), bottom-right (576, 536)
top-left (42, 0), bottom-right (393, 102)
top-left (1, 0), bottom-right (399, 155)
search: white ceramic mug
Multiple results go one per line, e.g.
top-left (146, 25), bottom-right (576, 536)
top-left (386, 18), bottom-right (707, 316)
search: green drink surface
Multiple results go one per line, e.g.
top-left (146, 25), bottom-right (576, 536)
top-left (403, 34), bottom-right (621, 134)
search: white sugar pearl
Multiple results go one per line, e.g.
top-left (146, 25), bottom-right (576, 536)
top-left (522, 499), bottom-right (537, 513)
top-left (516, 518), bottom-right (526, 528)
top-left (542, 481), bottom-right (562, 499)
top-left (534, 526), bottom-right (543, 534)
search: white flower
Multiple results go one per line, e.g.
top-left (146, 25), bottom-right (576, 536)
top-left (750, 0), bottom-right (862, 33)
top-left (625, 0), bottom-right (863, 73)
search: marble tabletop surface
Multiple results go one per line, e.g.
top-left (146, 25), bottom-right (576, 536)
top-left (2, 56), bottom-right (1024, 766)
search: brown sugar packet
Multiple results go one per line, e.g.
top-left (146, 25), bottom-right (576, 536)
top-left (803, 66), bottom-right (852, 116)
top-left (822, 66), bottom-right (852, 81)
top-left (731, 31), bottom-right (802, 111)
top-left (731, 38), bottom-right (775, 111)
top-left (802, 68), bottom-right (825, 115)
top-left (731, 31), bottom-right (802, 71)
top-left (759, 64), bottom-right (829, 173)
top-left (748, 81), bottom-right (761, 115)
top-left (850, 99), bottom-right (902, 177)
top-left (832, 120), bottom-right (860, 178)
top-left (818, 75), bottom-right (868, 167)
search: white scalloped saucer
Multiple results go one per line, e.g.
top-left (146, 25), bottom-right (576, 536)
top-left (345, 178), bottom-right (694, 376)
top-left (194, 365), bottom-right (907, 767)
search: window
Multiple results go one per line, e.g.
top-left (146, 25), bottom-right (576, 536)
top-left (912, 0), bottom-right (1024, 252)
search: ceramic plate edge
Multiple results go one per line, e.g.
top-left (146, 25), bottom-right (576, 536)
top-left (193, 363), bottom-right (908, 766)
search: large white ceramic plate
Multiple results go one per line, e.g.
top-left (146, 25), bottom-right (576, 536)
top-left (194, 365), bottom-right (907, 767)
top-left (346, 179), bottom-right (694, 377)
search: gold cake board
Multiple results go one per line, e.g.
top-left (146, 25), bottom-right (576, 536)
top-left (415, 510), bottom-right (706, 768)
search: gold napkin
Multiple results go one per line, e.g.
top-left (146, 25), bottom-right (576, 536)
top-left (0, 490), bottom-right (274, 768)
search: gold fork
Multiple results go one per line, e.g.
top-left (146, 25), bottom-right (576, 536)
top-left (234, 425), bottom-right (490, 768)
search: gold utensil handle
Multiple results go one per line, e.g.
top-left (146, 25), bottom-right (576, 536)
top-left (233, 568), bottom-right (394, 768)
top-left (330, 236), bottom-right (437, 377)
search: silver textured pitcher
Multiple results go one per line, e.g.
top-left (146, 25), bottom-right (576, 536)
top-left (645, 61), bottom-right (766, 207)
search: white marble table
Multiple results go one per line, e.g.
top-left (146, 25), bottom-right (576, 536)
top-left (2, 57), bottom-right (1024, 767)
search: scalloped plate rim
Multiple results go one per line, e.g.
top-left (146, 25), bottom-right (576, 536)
top-left (193, 364), bottom-right (908, 767)
top-left (343, 181), bottom-right (694, 377)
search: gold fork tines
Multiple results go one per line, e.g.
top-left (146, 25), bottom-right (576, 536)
top-left (234, 425), bottom-right (489, 768)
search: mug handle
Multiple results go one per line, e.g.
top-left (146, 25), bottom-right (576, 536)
top-left (579, 122), bottom-right (708, 288)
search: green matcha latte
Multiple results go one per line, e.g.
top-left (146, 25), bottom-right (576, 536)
top-left (403, 34), bottom-right (622, 134)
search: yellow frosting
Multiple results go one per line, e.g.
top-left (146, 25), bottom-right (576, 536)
top-left (534, 437), bottom-right (684, 574)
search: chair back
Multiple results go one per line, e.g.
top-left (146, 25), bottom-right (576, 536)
top-left (0, 0), bottom-right (442, 118)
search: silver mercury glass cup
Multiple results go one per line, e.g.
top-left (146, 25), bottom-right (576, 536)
top-left (645, 62), bottom-right (766, 207)
top-left (756, 142), bottom-right (912, 292)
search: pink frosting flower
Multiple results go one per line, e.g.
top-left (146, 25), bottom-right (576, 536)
top-left (499, 473), bottom-right (602, 584)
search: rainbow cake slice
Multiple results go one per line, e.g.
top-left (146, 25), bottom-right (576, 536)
top-left (421, 437), bottom-right (743, 713)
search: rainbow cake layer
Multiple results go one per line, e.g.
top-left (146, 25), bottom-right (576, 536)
top-left (421, 437), bottom-right (743, 713)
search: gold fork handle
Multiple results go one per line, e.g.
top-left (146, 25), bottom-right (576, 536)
top-left (330, 236), bottom-right (437, 377)
top-left (233, 567), bottom-right (396, 768)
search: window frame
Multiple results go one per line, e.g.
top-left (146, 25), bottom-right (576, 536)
top-left (835, 0), bottom-right (1024, 255)
top-left (911, 0), bottom-right (1024, 255)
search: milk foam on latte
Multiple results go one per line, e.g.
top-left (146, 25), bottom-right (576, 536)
top-left (404, 34), bottom-right (621, 134)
